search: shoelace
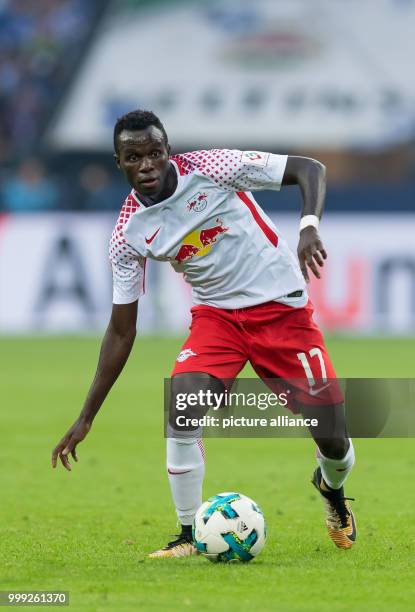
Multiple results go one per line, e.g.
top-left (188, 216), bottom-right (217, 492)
top-left (165, 533), bottom-right (192, 549)
top-left (326, 497), bottom-right (355, 529)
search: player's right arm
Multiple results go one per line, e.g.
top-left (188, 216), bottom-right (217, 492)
top-left (51, 301), bottom-right (138, 471)
top-left (52, 198), bottom-right (144, 471)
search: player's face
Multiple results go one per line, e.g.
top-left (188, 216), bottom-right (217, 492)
top-left (115, 126), bottom-right (171, 196)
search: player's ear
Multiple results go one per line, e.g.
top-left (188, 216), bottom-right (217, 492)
top-left (167, 143), bottom-right (171, 156)
top-left (114, 153), bottom-right (121, 169)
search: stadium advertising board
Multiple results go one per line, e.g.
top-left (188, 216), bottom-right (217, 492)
top-left (47, 0), bottom-right (415, 151)
top-left (0, 213), bottom-right (413, 334)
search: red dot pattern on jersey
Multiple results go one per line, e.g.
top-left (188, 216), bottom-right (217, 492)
top-left (171, 149), bottom-right (271, 191)
top-left (109, 192), bottom-right (145, 301)
top-left (109, 193), bottom-right (140, 263)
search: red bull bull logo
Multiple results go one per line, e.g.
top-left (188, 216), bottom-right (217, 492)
top-left (175, 218), bottom-right (228, 263)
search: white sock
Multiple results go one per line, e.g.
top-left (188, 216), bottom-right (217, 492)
top-left (317, 439), bottom-right (355, 490)
top-left (167, 436), bottom-right (205, 526)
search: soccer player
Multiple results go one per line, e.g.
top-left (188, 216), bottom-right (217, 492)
top-left (52, 110), bottom-right (356, 556)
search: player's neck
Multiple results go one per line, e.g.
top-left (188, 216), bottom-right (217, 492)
top-left (137, 163), bottom-right (177, 208)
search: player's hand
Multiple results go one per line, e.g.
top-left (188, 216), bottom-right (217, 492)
top-left (51, 418), bottom-right (91, 471)
top-left (297, 226), bottom-right (327, 282)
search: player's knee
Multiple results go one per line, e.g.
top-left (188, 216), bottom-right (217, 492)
top-left (169, 372), bottom-right (224, 433)
top-left (172, 372), bottom-right (215, 394)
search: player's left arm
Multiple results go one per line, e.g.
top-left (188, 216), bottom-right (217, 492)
top-left (282, 156), bottom-right (327, 282)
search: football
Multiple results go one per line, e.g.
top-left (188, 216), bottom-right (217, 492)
top-left (192, 492), bottom-right (266, 562)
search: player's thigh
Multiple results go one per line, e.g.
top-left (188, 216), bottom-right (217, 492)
top-left (171, 306), bottom-right (247, 381)
top-left (250, 302), bottom-right (343, 407)
top-left (169, 372), bottom-right (226, 433)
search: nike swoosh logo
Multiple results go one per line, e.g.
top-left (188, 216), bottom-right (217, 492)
top-left (309, 383), bottom-right (330, 396)
top-left (167, 468), bottom-right (192, 475)
top-left (145, 227), bottom-right (161, 244)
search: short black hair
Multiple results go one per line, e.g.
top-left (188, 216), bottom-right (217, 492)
top-left (113, 109), bottom-right (168, 152)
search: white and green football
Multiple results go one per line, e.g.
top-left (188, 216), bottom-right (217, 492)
top-left (193, 492), bottom-right (266, 562)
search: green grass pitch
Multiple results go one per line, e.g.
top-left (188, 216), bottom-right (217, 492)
top-left (0, 335), bottom-right (414, 611)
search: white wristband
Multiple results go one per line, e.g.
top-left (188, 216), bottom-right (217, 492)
top-left (300, 215), bottom-right (319, 231)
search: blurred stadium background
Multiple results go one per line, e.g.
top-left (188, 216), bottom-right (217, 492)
top-left (1, 0), bottom-right (415, 336)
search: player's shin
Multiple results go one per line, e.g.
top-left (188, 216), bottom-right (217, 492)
top-left (166, 430), bottom-right (205, 526)
top-left (316, 438), bottom-right (355, 490)
top-left (304, 402), bottom-right (354, 490)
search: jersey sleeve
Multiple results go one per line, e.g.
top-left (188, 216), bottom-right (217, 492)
top-left (173, 149), bottom-right (288, 192)
top-left (109, 194), bottom-right (145, 304)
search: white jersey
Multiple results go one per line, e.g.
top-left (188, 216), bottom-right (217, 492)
top-left (109, 149), bottom-right (306, 309)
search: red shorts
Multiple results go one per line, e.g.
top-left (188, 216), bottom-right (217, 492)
top-left (171, 300), bottom-right (343, 407)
